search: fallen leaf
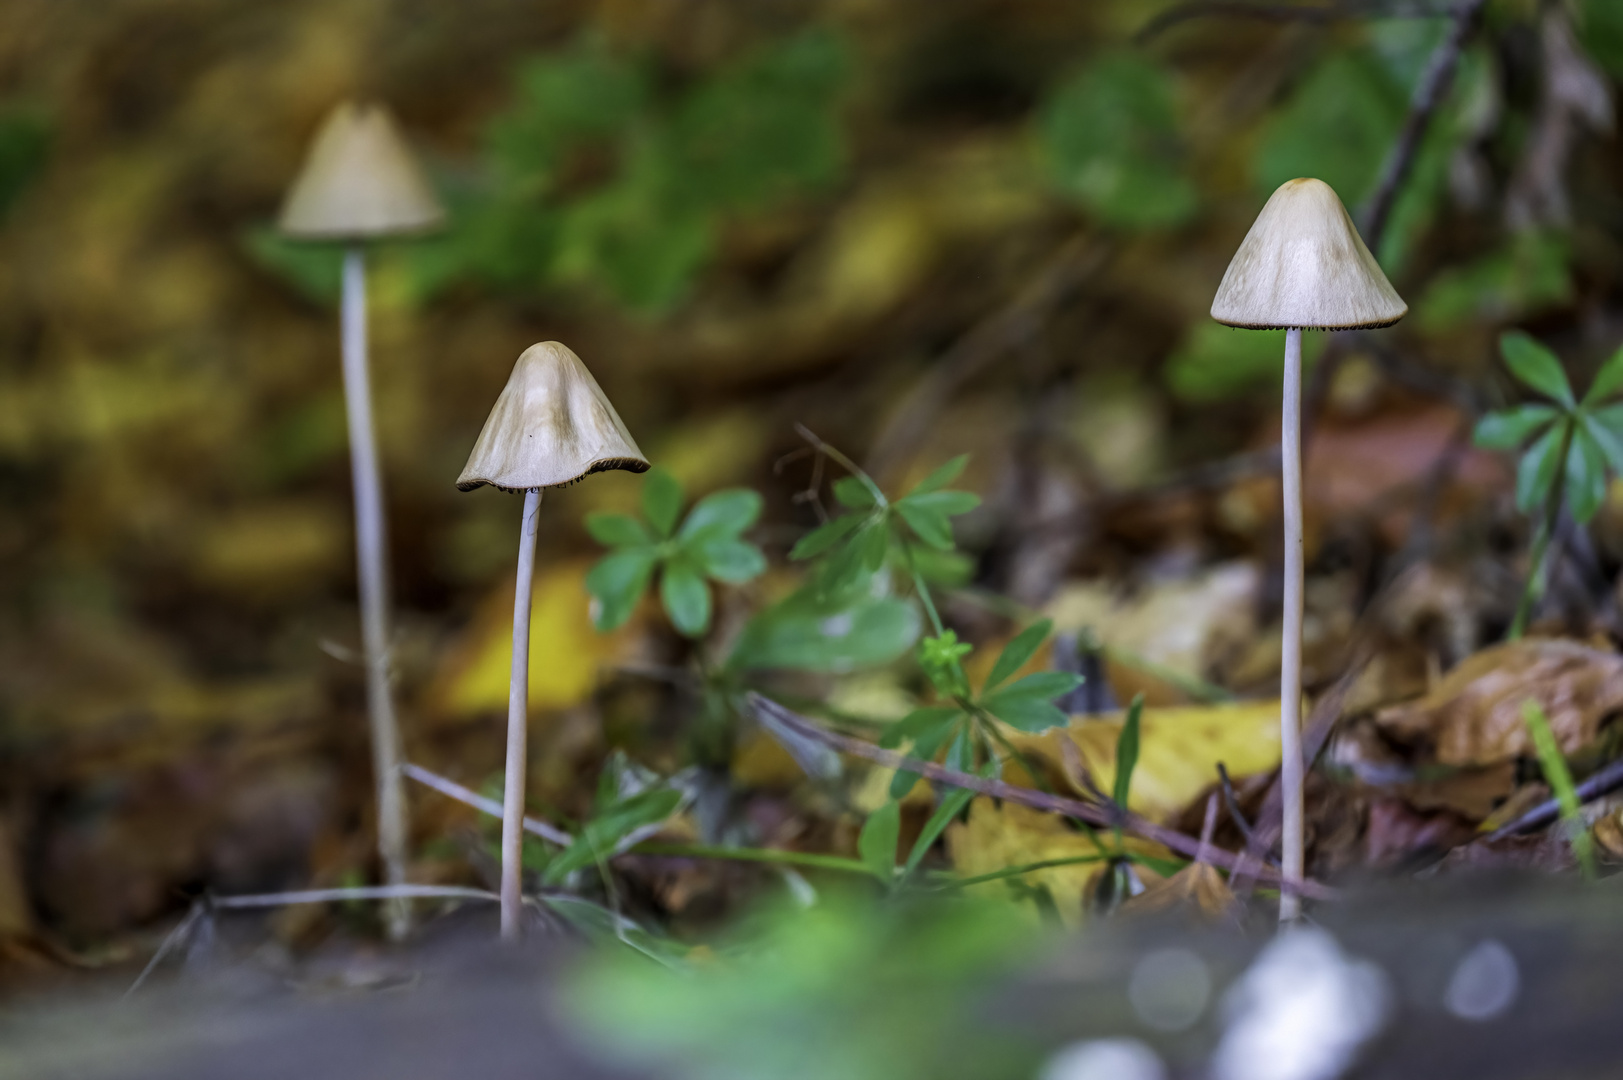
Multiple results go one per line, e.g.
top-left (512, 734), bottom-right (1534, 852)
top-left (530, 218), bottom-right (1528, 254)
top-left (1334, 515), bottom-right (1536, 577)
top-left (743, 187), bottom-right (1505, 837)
top-left (427, 558), bottom-right (645, 718)
top-left (1118, 861), bottom-right (1237, 922)
top-left (1373, 638), bottom-right (1623, 766)
top-left (1009, 700), bottom-right (1283, 823)
top-left (945, 800), bottom-right (1167, 927)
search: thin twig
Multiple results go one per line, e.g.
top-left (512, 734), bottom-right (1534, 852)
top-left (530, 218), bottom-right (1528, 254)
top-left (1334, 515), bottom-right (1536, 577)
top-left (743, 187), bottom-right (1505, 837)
top-left (123, 901), bottom-right (207, 1000)
top-left (403, 763), bottom-right (574, 846)
top-left (1487, 755), bottom-right (1623, 842)
top-left (747, 694), bottom-right (1335, 900)
top-left (1359, 0), bottom-right (1491, 246)
top-left (1217, 762), bottom-right (1259, 849)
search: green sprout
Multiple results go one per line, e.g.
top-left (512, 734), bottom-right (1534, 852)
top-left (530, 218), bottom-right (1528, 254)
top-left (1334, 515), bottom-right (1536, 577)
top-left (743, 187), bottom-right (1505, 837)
top-left (1473, 331), bottom-right (1623, 638)
top-left (585, 468), bottom-right (767, 637)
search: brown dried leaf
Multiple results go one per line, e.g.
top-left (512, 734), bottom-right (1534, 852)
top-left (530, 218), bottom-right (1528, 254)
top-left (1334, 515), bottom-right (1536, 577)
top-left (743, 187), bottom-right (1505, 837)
top-left (1118, 861), bottom-right (1238, 922)
top-left (1373, 639), bottom-right (1623, 766)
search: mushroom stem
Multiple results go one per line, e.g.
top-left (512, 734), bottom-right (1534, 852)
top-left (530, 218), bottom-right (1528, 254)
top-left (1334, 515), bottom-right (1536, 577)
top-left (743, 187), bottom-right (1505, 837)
top-left (501, 486), bottom-right (542, 939)
top-left (1279, 326), bottom-right (1305, 923)
top-left (340, 245), bottom-right (411, 941)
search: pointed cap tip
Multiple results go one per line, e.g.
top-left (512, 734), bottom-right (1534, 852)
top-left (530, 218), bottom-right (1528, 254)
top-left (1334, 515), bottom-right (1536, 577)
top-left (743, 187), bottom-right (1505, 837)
top-left (456, 342), bottom-right (650, 492)
top-left (278, 100), bottom-right (445, 241)
top-left (1210, 178), bottom-right (1407, 330)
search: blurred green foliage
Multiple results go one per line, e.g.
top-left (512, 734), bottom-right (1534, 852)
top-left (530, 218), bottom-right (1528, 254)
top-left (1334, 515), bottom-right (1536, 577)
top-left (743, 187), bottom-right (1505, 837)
top-left (414, 30), bottom-right (849, 312)
top-left (1417, 232), bottom-right (1574, 333)
top-left (0, 107), bottom-right (48, 220)
top-left (1579, 0), bottom-right (1623, 77)
top-left (1165, 323), bottom-right (1328, 403)
top-left (1037, 52), bottom-right (1198, 229)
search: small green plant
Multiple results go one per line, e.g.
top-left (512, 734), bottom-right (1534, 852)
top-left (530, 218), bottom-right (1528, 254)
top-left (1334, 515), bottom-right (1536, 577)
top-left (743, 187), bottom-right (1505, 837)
top-left (1473, 331), bottom-right (1623, 637)
top-left (1522, 700), bottom-right (1596, 880)
top-left (585, 467), bottom-right (767, 637)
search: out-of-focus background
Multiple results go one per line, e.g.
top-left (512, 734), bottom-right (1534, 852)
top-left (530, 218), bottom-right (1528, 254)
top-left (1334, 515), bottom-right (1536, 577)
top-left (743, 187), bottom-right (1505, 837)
top-left (1, 0), bottom-right (1622, 980)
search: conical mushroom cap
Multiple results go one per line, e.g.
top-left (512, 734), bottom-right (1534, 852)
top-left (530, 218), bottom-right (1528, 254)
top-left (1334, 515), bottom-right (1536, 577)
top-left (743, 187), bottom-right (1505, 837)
top-left (1211, 178), bottom-right (1406, 330)
top-left (457, 342), bottom-right (649, 492)
top-left (278, 101), bottom-right (444, 240)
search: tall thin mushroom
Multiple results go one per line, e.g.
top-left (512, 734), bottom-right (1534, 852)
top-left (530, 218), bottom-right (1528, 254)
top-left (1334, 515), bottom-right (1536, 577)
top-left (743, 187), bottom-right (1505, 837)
top-left (279, 101), bottom-right (444, 940)
top-left (457, 342), bottom-right (649, 938)
top-left (1210, 178), bottom-right (1406, 921)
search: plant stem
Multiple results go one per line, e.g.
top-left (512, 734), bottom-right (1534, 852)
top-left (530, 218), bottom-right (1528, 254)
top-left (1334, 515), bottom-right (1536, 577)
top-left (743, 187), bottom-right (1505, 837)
top-left (1279, 327), bottom-right (1305, 923)
top-left (630, 843), bottom-right (872, 875)
top-left (1509, 423), bottom-right (1572, 640)
top-left (502, 487), bottom-right (542, 939)
top-left (340, 246), bottom-right (411, 941)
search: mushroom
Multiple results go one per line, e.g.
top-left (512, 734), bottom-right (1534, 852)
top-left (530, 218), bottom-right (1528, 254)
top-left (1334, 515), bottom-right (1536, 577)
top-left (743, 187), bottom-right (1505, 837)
top-left (458, 341), bottom-right (649, 938)
top-left (1210, 178), bottom-right (1405, 921)
top-left (278, 101), bottom-right (444, 940)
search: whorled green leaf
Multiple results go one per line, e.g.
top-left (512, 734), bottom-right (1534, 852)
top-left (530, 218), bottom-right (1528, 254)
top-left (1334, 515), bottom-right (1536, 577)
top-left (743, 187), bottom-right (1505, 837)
top-left (586, 512), bottom-right (653, 548)
top-left (1582, 411), bottom-right (1623, 475)
top-left (586, 547), bottom-right (659, 631)
top-left (1500, 330), bottom-right (1575, 407)
top-left (1584, 344), bottom-right (1623, 407)
top-left (904, 783), bottom-right (978, 876)
top-left (833, 476), bottom-right (878, 510)
top-left (894, 501), bottom-right (954, 551)
top-left (679, 489), bottom-right (762, 541)
top-left (982, 671), bottom-right (1082, 734)
top-left (642, 469), bottom-right (685, 538)
top-left (984, 619), bottom-right (1054, 694)
top-left (660, 557), bottom-right (712, 637)
top-left (879, 706), bottom-right (963, 749)
top-left (1472, 404), bottom-right (1559, 451)
top-left (727, 589), bottom-right (921, 675)
top-left (907, 455), bottom-right (969, 497)
top-left (1516, 423), bottom-right (1566, 515)
top-left (889, 717), bottom-right (961, 800)
top-left (1567, 426), bottom-right (1608, 525)
top-left (690, 536), bottom-right (767, 584)
top-left (789, 512), bottom-right (864, 561)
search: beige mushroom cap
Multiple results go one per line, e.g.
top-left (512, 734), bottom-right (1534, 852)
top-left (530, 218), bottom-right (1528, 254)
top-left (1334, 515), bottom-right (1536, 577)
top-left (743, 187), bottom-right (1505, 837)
top-left (1211, 178), bottom-right (1406, 330)
top-left (279, 101), bottom-right (445, 240)
top-left (457, 342), bottom-right (649, 492)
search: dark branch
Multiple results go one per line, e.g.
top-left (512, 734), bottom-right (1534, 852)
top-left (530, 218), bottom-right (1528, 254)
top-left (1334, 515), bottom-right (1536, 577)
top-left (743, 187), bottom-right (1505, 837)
top-left (748, 693), bottom-right (1336, 900)
top-left (1359, 0), bottom-right (1491, 248)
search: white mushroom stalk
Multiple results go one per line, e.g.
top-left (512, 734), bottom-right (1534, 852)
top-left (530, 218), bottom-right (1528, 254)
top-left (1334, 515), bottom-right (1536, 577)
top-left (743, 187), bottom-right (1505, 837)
top-left (279, 101), bottom-right (444, 940)
top-left (1210, 178), bottom-right (1406, 921)
top-left (458, 342), bottom-right (649, 938)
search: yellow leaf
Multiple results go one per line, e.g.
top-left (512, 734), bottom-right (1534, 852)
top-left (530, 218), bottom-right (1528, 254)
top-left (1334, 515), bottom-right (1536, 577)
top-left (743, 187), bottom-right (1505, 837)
top-left (1008, 700), bottom-right (1283, 823)
top-left (945, 800), bottom-right (1168, 927)
top-left (427, 558), bottom-right (640, 717)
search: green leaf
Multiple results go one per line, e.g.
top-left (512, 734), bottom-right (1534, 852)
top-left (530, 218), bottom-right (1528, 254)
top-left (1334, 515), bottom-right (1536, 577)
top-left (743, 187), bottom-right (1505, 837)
top-left (907, 455), bottom-right (969, 496)
top-left (1039, 52), bottom-right (1198, 229)
top-left (981, 695), bottom-right (1070, 734)
top-left (690, 537), bottom-right (767, 584)
top-left (1472, 404), bottom-right (1559, 451)
top-left (1500, 331), bottom-right (1574, 407)
top-left (1112, 694), bottom-right (1144, 809)
top-left (1584, 344), bottom-right (1623, 406)
top-left (855, 519), bottom-right (891, 571)
top-left (858, 801), bottom-right (900, 884)
top-left (1256, 50), bottom-right (1405, 207)
top-left (833, 476), bottom-right (878, 510)
top-left (1591, 403), bottom-right (1623, 439)
top-left (888, 715), bottom-right (961, 799)
top-left (986, 671), bottom-right (1083, 702)
top-left (585, 547), bottom-right (659, 631)
top-left (985, 620), bottom-right (1054, 694)
top-left (586, 512), bottom-right (652, 548)
top-left (660, 558), bottom-right (712, 637)
top-left (1416, 232), bottom-right (1573, 334)
top-left (900, 490), bottom-right (980, 517)
top-left (1516, 424), bottom-right (1565, 515)
top-left (904, 783), bottom-right (978, 876)
top-left (1582, 412), bottom-right (1623, 475)
top-left (1566, 426), bottom-right (1608, 525)
top-left (789, 513), bottom-right (864, 561)
top-left (678, 489), bottom-right (762, 541)
top-left (894, 501), bottom-right (954, 551)
top-left (642, 469), bottom-right (685, 538)
top-left (879, 706), bottom-right (963, 749)
top-left (544, 787), bottom-right (684, 885)
top-left (728, 589), bottom-right (921, 674)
